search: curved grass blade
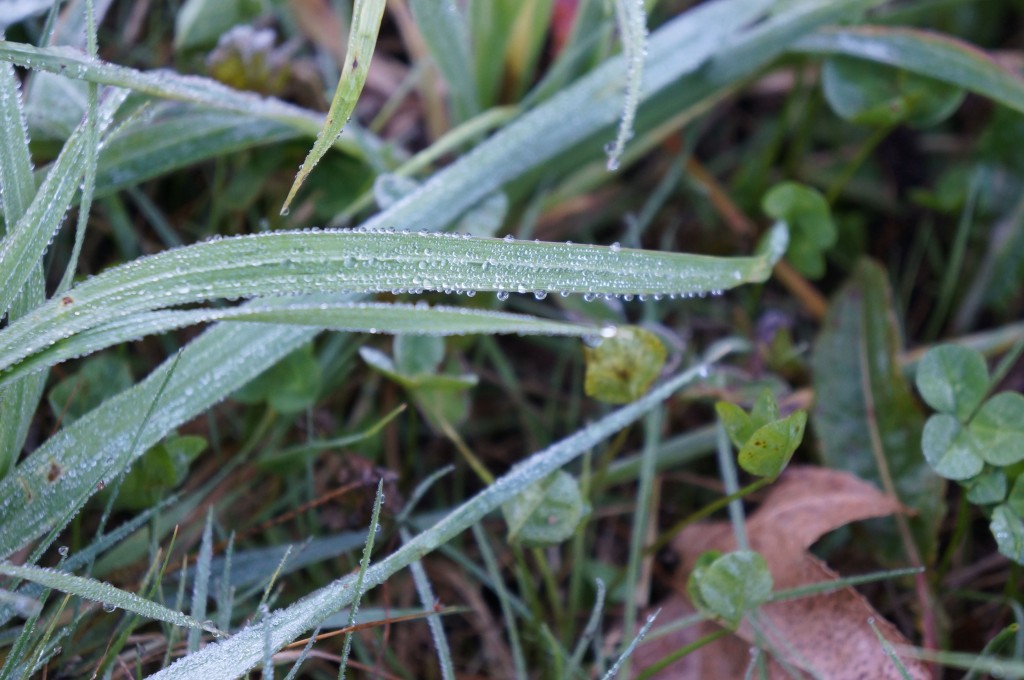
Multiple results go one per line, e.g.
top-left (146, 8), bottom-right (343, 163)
top-left (0, 563), bottom-right (223, 636)
top-left (0, 301), bottom-right (605, 389)
top-left (0, 224), bottom-right (787, 378)
top-left (0, 39), bottom-right (366, 154)
top-left (792, 26), bottom-right (1024, 114)
top-left (605, 0), bottom-right (647, 171)
top-left (281, 0), bottom-right (386, 213)
top-left (0, 50), bottom-right (45, 477)
top-left (147, 345), bottom-right (736, 679)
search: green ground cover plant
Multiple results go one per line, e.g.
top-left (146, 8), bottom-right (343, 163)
top-left (1, 0), bottom-right (1024, 677)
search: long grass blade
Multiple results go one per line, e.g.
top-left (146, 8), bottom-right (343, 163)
top-left (0, 563), bottom-right (223, 636)
top-left (0, 224), bottom-right (787, 378)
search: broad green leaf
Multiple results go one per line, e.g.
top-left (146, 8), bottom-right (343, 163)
top-left (232, 345), bottom-right (322, 414)
top-left (47, 354), bottom-right (134, 425)
top-left (812, 259), bottom-right (944, 561)
top-left (965, 469), bottom-right (1006, 506)
top-left (915, 345), bottom-right (989, 421)
top-left (0, 225), bottom-right (788, 380)
top-left (145, 344), bottom-right (734, 679)
top-left (793, 26), bottom-right (1024, 115)
top-left (737, 411), bottom-right (807, 479)
top-left (408, 0), bottom-right (479, 122)
top-left (690, 550), bottom-right (773, 628)
top-left (821, 55), bottom-right (964, 128)
top-left (281, 0), bottom-right (385, 212)
top-left (111, 435), bottom-right (206, 511)
top-left (583, 326), bottom-right (667, 404)
top-left (395, 335), bottom-right (445, 377)
top-left (175, 0), bottom-right (264, 51)
top-left (971, 392), bottom-right (1024, 466)
top-left (685, 550), bottom-right (721, 616)
top-left (95, 104), bottom-right (303, 197)
top-left (0, 563), bottom-right (223, 635)
top-left (502, 470), bottom-right (586, 546)
top-left (921, 414), bottom-right (985, 481)
top-left (762, 182), bottom-right (836, 279)
top-left (991, 504), bottom-right (1024, 565)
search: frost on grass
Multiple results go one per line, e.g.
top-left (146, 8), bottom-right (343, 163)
top-left (606, 0), bottom-right (648, 171)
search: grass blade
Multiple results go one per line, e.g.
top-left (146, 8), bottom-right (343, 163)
top-left (605, 0), bottom-right (647, 171)
top-left (408, 0), bottom-right (479, 123)
top-left (0, 224), bottom-right (787, 378)
top-left (0, 87), bottom-right (126, 320)
top-left (281, 0), bottom-right (386, 213)
top-left (0, 301), bottom-right (604, 389)
top-left (0, 563), bottom-right (222, 636)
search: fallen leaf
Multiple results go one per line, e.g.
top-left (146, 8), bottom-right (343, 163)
top-left (634, 466), bottom-right (929, 679)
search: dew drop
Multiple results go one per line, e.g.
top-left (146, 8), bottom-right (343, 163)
top-left (503, 234), bottom-right (514, 243)
top-left (102, 602), bottom-right (117, 613)
top-left (58, 546), bottom-right (69, 557)
top-left (533, 290), bottom-right (548, 300)
top-left (496, 291), bottom-right (509, 301)
top-left (610, 242), bottom-right (621, 253)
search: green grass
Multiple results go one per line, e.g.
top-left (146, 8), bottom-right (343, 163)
top-left (2, 0), bottom-right (1024, 677)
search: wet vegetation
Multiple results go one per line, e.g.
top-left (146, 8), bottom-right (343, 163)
top-left (1, 0), bottom-right (1024, 677)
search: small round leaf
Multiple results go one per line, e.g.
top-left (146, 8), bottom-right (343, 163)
top-left (737, 411), bottom-right (807, 478)
top-left (502, 470), bottom-right (587, 546)
top-left (991, 504), bottom-right (1024, 565)
top-left (971, 392), bottom-right (1024, 466)
top-left (965, 469), bottom-right (1007, 506)
top-left (583, 326), bottom-right (666, 404)
top-left (692, 550), bottom-right (773, 628)
top-left (915, 345), bottom-right (988, 420)
top-left (921, 414), bottom-right (985, 480)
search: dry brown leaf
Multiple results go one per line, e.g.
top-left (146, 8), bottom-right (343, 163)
top-left (634, 466), bottom-right (930, 679)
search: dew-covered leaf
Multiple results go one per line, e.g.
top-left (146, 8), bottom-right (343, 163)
top-left (970, 392), bottom-right (1024, 466)
top-left (110, 435), bottom-right (206, 511)
top-left (583, 326), bottom-right (667, 404)
top-left (737, 410), bottom-right (807, 479)
top-left (408, 0), bottom-right (478, 122)
top-left (0, 226), bottom-right (786, 380)
top-left (915, 345), bottom-right (989, 421)
top-left (991, 504), bottom-right (1024, 565)
top-left (0, 563), bottom-right (223, 635)
top-left (812, 259), bottom-right (944, 561)
top-left (47, 354), bottom-right (133, 426)
top-left (689, 550), bottom-right (772, 629)
top-left (821, 55), bottom-right (964, 128)
top-left (281, 0), bottom-right (385, 212)
top-left (502, 470), bottom-right (586, 546)
top-left (762, 182), bottom-right (836, 279)
top-left (232, 344), bottom-right (322, 414)
top-left (965, 469), bottom-right (1007, 506)
top-left (2, 301), bottom-right (603, 389)
top-left (921, 414), bottom-right (985, 481)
